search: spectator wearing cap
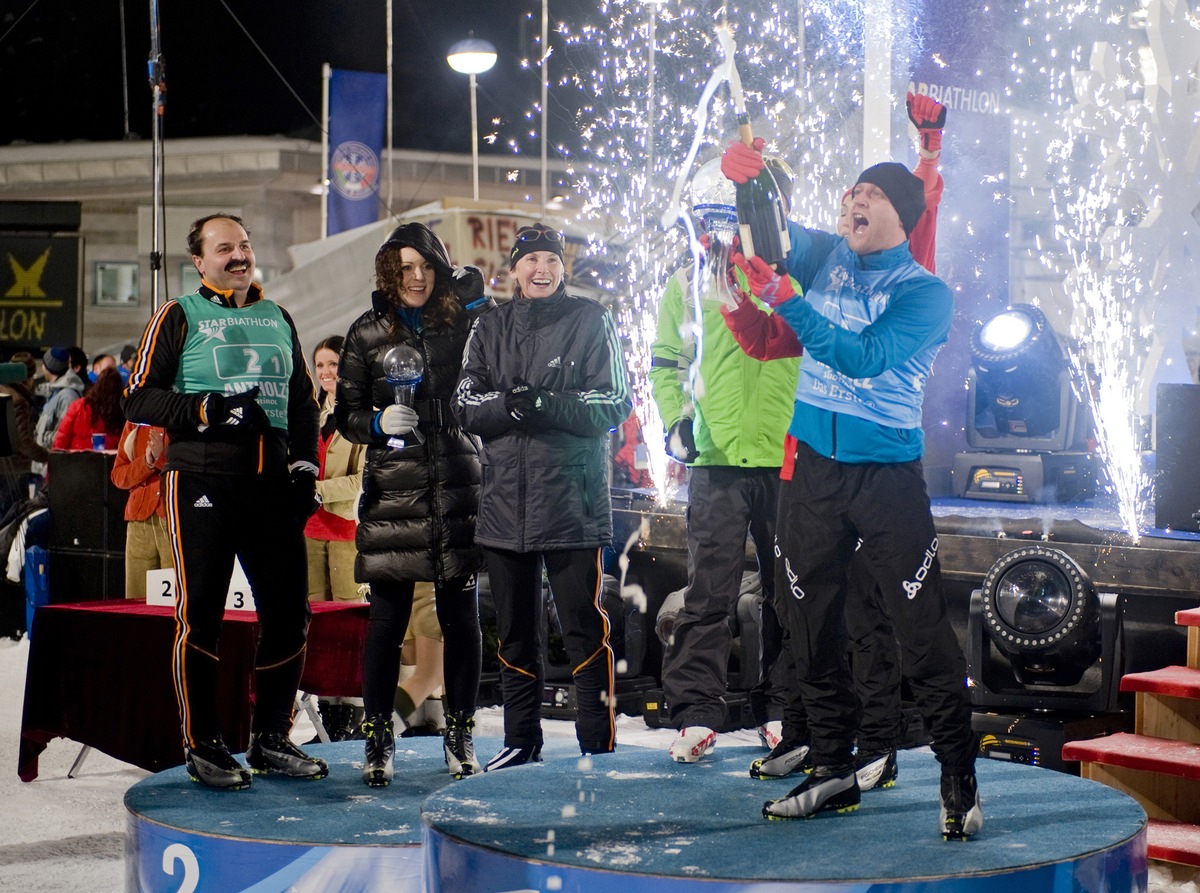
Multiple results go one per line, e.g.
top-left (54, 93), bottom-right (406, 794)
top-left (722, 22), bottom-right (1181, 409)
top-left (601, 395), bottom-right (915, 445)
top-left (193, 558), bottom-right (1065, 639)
top-left (0, 353), bottom-right (50, 503)
top-left (118, 344), bottom-right (137, 384)
top-left (32, 347), bottom-right (86, 477)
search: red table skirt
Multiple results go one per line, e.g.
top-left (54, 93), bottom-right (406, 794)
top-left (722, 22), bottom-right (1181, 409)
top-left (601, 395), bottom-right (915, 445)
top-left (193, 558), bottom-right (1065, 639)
top-left (18, 600), bottom-right (367, 780)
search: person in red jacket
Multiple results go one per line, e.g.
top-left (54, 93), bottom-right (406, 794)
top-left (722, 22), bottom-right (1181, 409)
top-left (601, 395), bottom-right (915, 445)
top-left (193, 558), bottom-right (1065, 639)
top-left (51, 367), bottom-right (125, 451)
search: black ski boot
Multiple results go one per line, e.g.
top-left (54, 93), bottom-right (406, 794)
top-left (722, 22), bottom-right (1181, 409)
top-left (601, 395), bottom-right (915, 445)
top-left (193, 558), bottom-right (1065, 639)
top-left (246, 732), bottom-right (329, 779)
top-left (444, 711), bottom-right (480, 779)
top-left (185, 736), bottom-right (252, 790)
top-left (362, 715), bottom-right (395, 787)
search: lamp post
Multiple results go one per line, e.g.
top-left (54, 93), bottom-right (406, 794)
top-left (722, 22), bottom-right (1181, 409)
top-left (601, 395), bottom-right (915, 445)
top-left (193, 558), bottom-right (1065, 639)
top-left (447, 37), bottom-right (498, 202)
top-left (642, 0), bottom-right (667, 196)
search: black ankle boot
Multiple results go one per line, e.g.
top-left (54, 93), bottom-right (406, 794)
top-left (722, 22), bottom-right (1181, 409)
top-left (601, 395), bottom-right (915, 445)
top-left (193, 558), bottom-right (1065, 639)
top-left (362, 714), bottom-right (395, 787)
top-left (325, 703), bottom-right (356, 742)
top-left (444, 711), bottom-right (480, 779)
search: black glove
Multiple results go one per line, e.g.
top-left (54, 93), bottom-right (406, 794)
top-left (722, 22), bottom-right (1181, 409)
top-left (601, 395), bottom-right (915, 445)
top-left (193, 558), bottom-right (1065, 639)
top-left (452, 265), bottom-right (486, 308)
top-left (288, 466), bottom-right (321, 523)
top-left (504, 378), bottom-right (547, 423)
top-left (665, 417), bottom-right (699, 464)
top-left (202, 386), bottom-right (269, 432)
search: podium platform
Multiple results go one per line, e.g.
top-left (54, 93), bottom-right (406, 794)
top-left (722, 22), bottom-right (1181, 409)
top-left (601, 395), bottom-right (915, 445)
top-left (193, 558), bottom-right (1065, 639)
top-left (125, 740), bottom-right (1148, 893)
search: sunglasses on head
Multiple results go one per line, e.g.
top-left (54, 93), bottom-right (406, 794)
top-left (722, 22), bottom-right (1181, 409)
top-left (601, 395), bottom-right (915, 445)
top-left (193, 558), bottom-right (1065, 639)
top-left (515, 224), bottom-right (563, 243)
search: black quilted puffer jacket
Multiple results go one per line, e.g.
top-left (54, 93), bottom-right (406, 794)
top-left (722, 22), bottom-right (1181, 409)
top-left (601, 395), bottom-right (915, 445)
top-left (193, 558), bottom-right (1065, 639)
top-left (335, 290), bottom-right (488, 585)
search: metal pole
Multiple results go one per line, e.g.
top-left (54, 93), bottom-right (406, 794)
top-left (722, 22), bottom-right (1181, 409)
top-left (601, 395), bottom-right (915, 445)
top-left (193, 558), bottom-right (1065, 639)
top-left (321, 63), bottom-right (330, 239)
top-left (386, 0), bottom-right (394, 213)
top-left (862, 0), bottom-right (892, 163)
top-left (147, 0), bottom-right (166, 309)
top-left (646, 4), bottom-right (655, 196)
top-left (540, 0), bottom-right (549, 215)
top-left (469, 72), bottom-right (481, 201)
top-left (119, 0), bottom-right (130, 138)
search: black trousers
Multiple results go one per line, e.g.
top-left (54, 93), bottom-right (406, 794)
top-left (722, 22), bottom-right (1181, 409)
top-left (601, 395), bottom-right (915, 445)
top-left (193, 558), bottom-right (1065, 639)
top-left (778, 548), bottom-right (905, 752)
top-left (484, 546), bottom-right (615, 754)
top-left (164, 470), bottom-right (311, 749)
top-left (361, 575), bottom-right (481, 717)
top-left (775, 443), bottom-right (976, 773)
top-left (662, 465), bottom-right (786, 730)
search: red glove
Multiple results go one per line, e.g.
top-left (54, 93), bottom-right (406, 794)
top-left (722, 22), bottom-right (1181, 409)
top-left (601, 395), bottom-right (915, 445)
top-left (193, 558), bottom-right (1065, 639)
top-left (731, 251), bottom-right (795, 306)
top-left (720, 137), bottom-right (765, 184)
top-left (906, 91), bottom-right (946, 153)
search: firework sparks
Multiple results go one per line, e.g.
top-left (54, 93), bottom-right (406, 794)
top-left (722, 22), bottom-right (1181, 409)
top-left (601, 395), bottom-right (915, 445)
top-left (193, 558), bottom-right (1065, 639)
top-left (1016, 0), bottom-right (1200, 538)
top-left (552, 1), bottom-right (871, 500)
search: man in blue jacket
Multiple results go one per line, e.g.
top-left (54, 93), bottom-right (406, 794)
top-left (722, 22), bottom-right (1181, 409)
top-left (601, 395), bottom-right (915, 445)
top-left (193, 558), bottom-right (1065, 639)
top-left (721, 147), bottom-right (981, 840)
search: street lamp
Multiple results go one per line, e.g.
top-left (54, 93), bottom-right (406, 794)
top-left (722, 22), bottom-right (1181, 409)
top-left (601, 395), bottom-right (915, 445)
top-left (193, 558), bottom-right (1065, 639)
top-left (447, 37), bottom-right (498, 202)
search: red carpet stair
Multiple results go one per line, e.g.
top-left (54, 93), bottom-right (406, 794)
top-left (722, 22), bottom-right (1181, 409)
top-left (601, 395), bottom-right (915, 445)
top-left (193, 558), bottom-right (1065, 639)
top-left (1063, 606), bottom-right (1200, 867)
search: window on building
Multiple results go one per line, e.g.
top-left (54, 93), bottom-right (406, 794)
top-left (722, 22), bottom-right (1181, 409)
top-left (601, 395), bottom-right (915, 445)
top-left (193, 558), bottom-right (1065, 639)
top-left (179, 263), bottom-right (201, 296)
top-left (94, 262), bottom-right (140, 306)
top-left (179, 263), bottom-right (275, 294)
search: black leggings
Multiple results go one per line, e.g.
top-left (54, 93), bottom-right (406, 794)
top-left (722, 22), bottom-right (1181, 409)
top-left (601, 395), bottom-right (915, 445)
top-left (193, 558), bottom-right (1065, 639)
top-left (361, 576), bottom-right (481, 718)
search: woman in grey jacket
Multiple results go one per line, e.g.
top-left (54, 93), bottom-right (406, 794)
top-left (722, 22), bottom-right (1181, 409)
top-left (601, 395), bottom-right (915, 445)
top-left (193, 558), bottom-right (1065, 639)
top-left (336, 223), bottom-right (492, 787)
top-left (452, 223), bottom-right (632, 769)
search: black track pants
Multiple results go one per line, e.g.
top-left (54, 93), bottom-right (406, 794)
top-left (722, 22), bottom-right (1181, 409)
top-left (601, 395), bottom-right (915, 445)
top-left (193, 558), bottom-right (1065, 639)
top-left (774, 443), bottom-right (976, 773)
top-left (361, 575), bottom-right (481, 716)
top-left (484, 546), bottom-right (615, 754)
top-left (164, 470), bottom-right (310, 749)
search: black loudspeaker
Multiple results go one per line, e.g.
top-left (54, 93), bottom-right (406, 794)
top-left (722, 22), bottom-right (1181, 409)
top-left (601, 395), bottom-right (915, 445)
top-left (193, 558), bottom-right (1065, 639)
top-left (47, 550), bottom-right (125, 602)
top-left (1154, 383), bottom-right (1200, 531)
top-left (47, 450), bottom-right (127, 602)
top-left (48, 450), bottom-right (127, 553)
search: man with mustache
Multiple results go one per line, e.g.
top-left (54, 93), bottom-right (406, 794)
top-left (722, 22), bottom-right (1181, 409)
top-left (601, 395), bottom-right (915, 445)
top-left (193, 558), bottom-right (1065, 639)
top-left (124, 214), bottom-right (325, 789)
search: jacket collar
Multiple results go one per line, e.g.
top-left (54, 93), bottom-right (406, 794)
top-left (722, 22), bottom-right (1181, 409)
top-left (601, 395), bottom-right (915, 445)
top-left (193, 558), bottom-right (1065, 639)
top-left (199, 280), bottom-right (264, 308)
top-left (852, 241), bottom-right (913, 271)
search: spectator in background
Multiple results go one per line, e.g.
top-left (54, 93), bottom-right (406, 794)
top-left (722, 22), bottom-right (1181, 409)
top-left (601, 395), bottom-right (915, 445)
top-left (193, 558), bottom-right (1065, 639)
top-left (304, 333), bottom-right (366, 743)
top-left (90, 354), bottom-right (116, 384)
top-left (67, 347), bottom-right (90, 392)
top-left (0, 354), bottom-right (49, 508)
top-left (305, 335), bottom-right (364, 603)
top-left (52, 367), bottom-right (125, 451)
top-left (32, 347), bottom-right (85, 478)
top-left (118, 345), bottom-right (137, 384)
top-left (111, 421), bottom-right (171, 599)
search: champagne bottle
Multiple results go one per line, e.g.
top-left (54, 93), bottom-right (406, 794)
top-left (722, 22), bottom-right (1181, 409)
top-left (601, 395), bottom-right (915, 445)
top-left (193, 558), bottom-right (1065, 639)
top-left (719, 26), bottom-right (791, 266)
top-left (733, 125), bottom-right (791, 267)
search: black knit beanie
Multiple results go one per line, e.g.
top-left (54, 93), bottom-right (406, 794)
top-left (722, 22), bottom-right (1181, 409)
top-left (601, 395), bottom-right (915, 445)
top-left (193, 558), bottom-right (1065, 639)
top-left (854, 162), bottom-right (926, 236)
top-left (509, 224), bottom-right (565, 269)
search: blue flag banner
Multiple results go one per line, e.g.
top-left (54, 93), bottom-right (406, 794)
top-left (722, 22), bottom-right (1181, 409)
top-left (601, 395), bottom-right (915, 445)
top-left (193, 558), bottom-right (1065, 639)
top-left (327, 68), bottom-right (388, 236)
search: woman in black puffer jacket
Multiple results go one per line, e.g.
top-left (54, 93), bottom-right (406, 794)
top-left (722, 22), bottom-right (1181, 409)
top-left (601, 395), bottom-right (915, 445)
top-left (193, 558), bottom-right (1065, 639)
top-left (336, 222), bottom-right (492, 787)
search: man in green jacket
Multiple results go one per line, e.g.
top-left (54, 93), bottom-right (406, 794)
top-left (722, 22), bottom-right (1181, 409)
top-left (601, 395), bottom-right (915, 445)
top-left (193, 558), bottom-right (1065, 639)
top-left (650, 157), bottom-right (800, 763)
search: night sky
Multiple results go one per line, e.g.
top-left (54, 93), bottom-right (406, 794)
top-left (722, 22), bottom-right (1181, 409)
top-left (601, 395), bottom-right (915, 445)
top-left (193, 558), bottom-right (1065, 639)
top-left (0, 0), bottom-right (590, 153)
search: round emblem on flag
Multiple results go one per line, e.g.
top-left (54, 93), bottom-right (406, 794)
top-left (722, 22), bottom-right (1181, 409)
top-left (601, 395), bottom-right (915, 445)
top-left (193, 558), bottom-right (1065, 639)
top-left (330, 141), bottom-right (380, 200)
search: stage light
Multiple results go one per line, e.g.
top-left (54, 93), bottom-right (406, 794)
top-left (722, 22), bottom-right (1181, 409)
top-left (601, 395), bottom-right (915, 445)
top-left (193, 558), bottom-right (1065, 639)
top-left (951, 305), bottom-right (1094, 502)
top-left (978, 546), bottom-right (1100, 687)
top-left (969, 304), bottom-right (1065, 441)
top-left (966, 545), bottom-right (1123, 713)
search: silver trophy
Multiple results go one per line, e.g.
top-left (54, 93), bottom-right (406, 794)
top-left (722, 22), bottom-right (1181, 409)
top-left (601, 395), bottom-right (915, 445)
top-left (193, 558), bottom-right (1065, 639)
top-left (382, 344), bottom-right (425, 449)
